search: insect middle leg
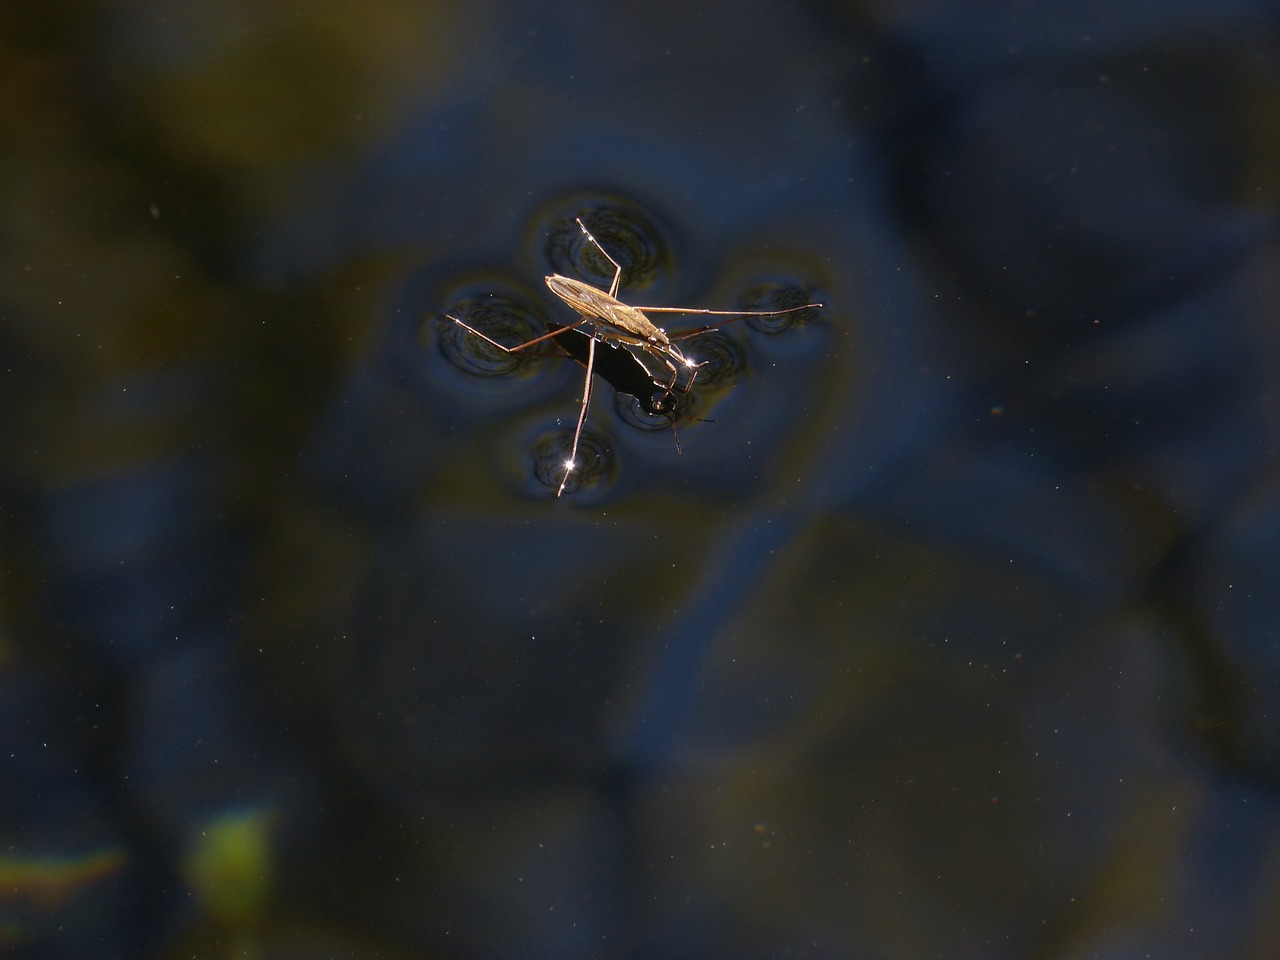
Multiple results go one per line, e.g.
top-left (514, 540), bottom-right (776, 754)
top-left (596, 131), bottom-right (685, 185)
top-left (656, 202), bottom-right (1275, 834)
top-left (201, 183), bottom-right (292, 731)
top-left (557, 332), bottom-right (597, 497)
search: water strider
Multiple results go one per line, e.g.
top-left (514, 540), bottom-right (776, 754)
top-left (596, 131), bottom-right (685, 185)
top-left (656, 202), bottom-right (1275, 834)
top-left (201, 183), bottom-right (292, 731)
top-left (446, 217), bottom-right (823, 496)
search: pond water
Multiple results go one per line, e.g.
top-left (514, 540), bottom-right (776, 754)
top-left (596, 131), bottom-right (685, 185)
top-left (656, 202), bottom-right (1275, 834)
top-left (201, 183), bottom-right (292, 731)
top-left (4, 1), bottom-right (1280, 957)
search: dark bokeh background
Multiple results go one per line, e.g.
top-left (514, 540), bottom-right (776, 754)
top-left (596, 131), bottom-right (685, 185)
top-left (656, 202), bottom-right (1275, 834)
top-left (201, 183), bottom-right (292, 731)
top-left (4, 1), bottom-right (1280, 957)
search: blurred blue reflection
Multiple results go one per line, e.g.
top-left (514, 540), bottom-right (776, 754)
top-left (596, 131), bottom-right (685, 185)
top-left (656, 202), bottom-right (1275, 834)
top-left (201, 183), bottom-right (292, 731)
top-left (4, 1), bottom-right (1280, 958)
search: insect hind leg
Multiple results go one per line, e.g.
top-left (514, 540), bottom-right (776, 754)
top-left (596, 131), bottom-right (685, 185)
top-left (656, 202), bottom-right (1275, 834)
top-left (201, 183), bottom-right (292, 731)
top-left (447, 313), bottom-right (590, 354)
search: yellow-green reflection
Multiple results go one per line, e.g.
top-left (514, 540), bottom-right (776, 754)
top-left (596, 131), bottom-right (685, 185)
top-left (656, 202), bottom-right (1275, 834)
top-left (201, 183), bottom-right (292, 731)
top-left (182, 807), bottom-right (276, 928)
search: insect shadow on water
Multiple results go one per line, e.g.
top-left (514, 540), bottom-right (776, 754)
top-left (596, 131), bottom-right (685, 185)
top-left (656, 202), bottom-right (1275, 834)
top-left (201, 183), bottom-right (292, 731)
top-left (547, 322), bottom-right (675, 411)
top-left (445, 218), bottom-right (823, 497)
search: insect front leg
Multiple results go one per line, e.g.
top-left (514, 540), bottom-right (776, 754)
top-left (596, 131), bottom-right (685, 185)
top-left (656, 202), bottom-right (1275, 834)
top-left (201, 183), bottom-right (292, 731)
top-left (574, 218), bottom-right (625, 299)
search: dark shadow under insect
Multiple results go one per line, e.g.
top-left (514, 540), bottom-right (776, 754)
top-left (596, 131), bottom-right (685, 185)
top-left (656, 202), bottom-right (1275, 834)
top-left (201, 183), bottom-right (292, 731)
top-left (446, 218), bottom-right (823, 497)
top-left (545, 322), bottom-right (693, 449)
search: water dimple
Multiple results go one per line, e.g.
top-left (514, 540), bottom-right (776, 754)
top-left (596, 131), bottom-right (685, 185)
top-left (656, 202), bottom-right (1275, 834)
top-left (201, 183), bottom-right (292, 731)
top-left (529, 428), bottom-right (614, 497)
top-left (614, 389), bottom-right (683, 436)
top-left (540, 200), bottom-right (674, 296)
top-left (436, 288), bottom-right (552, 378)
top-left (678, 330), bottom-right (747, 390)
top-left (740, 281), bottom-right (826, 334)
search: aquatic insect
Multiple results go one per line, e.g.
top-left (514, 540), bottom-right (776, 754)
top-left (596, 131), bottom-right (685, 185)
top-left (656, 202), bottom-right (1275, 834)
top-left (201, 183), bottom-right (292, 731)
top-left (446, 218), bottom-right (822, 496)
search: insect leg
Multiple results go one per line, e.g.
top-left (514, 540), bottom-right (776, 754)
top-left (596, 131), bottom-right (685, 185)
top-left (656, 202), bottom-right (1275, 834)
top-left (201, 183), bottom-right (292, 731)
top-left (557, 329), bottom-right (597, 497)
top-left (574, 218), bottom-right (625, 299)
top-left (639, 302), bottom-right (824, 340)
top-left (447, 314), bottom-right (592, 353)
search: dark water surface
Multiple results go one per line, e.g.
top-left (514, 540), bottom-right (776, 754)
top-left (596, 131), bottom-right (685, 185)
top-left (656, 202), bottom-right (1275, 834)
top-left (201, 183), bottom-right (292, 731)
top-left (4, 1), bottom-right (1280, 957)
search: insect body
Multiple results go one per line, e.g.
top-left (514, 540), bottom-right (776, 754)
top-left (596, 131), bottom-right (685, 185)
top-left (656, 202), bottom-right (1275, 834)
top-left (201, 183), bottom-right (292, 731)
top-left (447, 218), bottom-right (822, 497)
